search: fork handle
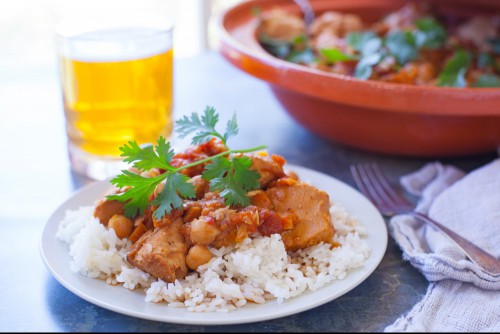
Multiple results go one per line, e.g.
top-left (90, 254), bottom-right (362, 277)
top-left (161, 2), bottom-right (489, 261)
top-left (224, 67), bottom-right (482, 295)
top-left (411, 212), bottom-right (500, 276)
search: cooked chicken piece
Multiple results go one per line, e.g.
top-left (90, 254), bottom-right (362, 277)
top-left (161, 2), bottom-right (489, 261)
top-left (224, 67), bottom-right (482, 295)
top-left (152, 208), bottom-right (182, 229)
top-left (313, 30), bottom-right (348, 52)
top-left (245, 153), bottom-right (286, 188)
top-left (248, 190), bottom-right (274, 210)
top-left (381, 3), bottom-right (426, 32)
top-left (310, 11), bottom-right (363, 38)
top-left (456, 16), bottom-right (498, 52)
top-left (379, 61), bottom-right (437, 85)
top-left (184, 204), bottom-right (271, 248)
top-left (129, 221), bottom-right (149, 244)
top-left (258, 8), bottom-right (306, 42)
top-left (193, 191), bottom-right (226, 216)
top-left (287, 170), bottom-right (299, 181)
top-left (183, 205), bottom-right (203, 223)
top-left (93, 185), bottom-right (125, 225)
top-left (127, 219), bottom-right (188, 283)
top-left (266, 181), bottom-right (334, 251)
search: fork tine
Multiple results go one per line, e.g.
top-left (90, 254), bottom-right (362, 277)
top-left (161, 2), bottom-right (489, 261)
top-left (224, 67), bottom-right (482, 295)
top-left (350, 164), bottom-right (374, 201)
top-left (350, 164), bottom-right (391, 213)
top-left (366, 163), bottom-right (413, 210)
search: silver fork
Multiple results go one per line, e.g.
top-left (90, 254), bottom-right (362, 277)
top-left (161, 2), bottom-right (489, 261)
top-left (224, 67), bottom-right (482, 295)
top-left (350, 162), bottom-right (500, 276)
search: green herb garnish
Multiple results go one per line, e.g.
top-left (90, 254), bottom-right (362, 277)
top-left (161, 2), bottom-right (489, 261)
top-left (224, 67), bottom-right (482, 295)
top-left (320, 48), bottom-right (358, 63)
top-left (344, 17), bottom-right (448, 80)
top-left (472, 74), bottom-right (500, 88)
top-left (346, 32), bottom-right (384, 79)
top-left (487, 37), bottom-right (500, 55)
top-left (414, 17), bottom-right (447, 49)
top-left (107, 107), bottom-right (266, 219)
top-left (477, 52), bottom-right (494, 69)
top-left (354, 53), bottom-right (383, 79)
top-left (437, 50), bottom-right (472, 87)
top-left (287, 48), bottom-right (316, 64)
top-left (346, 32), bottom-right (382, 55)
top-left (385, 31), bottom-right (419, 65)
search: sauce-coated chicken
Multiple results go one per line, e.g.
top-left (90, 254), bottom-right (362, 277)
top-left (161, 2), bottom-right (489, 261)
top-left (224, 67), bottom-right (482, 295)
top-left (92, 141), bottom-right (336, 283)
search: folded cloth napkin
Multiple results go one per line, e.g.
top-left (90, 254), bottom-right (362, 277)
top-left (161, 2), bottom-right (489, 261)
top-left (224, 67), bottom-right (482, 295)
top-left (384, 159), bottom-right (500, 332)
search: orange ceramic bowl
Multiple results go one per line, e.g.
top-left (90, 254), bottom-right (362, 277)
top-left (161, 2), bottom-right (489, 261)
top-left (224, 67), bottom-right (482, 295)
top-left (217, 0), bottom-right (500, 157)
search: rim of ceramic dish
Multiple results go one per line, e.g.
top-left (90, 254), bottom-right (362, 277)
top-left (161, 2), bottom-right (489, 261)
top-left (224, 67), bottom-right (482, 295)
top-left (216, 0), bottom-right (500, 116)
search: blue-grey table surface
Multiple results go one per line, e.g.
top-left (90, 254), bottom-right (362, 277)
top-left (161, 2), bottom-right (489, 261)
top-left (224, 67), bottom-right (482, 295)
top-left (0, 52), bottom-right (496, 332)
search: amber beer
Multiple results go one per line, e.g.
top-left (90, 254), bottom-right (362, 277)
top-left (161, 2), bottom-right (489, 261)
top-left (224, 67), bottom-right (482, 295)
top-left (57, 20), bottom-right (174, 179)
top-left (60, 46), bottom-right (173, 156)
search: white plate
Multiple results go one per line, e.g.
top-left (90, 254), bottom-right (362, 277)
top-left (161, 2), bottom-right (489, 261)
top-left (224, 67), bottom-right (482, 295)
top-left (40, 164), bottom-right (387, 325)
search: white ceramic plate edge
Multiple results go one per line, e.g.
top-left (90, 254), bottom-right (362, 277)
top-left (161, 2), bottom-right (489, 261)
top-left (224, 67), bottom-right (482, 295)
top-left (40, 164), bottom-right (388, 325)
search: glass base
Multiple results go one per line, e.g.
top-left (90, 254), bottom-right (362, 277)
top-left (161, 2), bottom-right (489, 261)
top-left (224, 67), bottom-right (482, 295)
top-left (68, 143), bottom-right (129, 181)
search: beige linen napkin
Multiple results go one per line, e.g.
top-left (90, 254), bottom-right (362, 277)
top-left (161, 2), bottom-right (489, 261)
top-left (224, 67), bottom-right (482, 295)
top-left (384, 159), bottom-right (500, 332)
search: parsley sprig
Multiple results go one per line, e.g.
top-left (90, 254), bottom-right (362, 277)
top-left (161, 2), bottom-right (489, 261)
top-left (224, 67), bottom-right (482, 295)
top-left (107, 107), bottom-right (266, 220)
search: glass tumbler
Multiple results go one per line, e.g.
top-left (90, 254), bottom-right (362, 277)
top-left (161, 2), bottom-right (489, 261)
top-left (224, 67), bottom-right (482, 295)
top-left (56, 15), bottom-right (174, 180)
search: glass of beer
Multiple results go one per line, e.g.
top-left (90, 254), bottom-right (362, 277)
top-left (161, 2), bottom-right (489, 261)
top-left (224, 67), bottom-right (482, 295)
top-left (56, 16), bottom-right (174, 180)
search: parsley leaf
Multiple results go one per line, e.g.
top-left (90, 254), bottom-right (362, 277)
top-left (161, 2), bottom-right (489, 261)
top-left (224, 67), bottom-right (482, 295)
top-left (355, 53), bottom-right (383, 79)
top-left (176, 106), bottom-right (238, 146)
top-left (437, 50), bottom-right (471, 87)
top-left (346, 31), bottom-right (384, 79)
top-left (211, 175), bottom-right (250, 207)
top-left (472, 74), bottom-right (500, 88)
top-left (385, 31), bottom-right (418, 65)
top-left (320, 48), bottom-right (358, 63)
top-left (202, 156), bottom-right (260, 207)
top-left (119, 137), bottom-right (174, 171)
top-left (176, 106), bottom-right (220, 145)
top-left (202, 157), bottom-right (232, 180)
top-left (151, 173), bottom-right (195, 219)
top-left (346, 32), bottom-right (382, 55)
top-left (414, 17), bottom-right (447, 49)
top-left (223, 113), bottom-right (239, 143)
top-left (108, 107), bottom-right (267, 219)
top-left (232, 156), bottom-right (260, 191)
top-left (108, 171), bottom-right (165, 217)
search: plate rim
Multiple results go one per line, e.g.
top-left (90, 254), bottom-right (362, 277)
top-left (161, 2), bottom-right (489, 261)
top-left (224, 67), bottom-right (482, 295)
top-left (39, 164), bottom-right (388, 325)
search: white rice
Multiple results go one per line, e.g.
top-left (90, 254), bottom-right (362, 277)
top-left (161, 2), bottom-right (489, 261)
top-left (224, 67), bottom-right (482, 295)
top-left (56, 203), bottom-right (370, 312)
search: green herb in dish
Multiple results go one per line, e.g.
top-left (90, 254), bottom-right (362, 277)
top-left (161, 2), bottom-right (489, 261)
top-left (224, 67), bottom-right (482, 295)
top-left (437, 50), bottom-right (472, 87)
top-left (473, 74), bottom-right (500, 88)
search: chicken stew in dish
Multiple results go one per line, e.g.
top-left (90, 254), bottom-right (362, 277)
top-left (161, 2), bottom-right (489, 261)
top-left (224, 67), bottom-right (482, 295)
top-left (257, 3), bottom-right (500, 87)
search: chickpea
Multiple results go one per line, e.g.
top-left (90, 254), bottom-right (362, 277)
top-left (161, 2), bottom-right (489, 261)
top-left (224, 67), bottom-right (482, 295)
top-left (189, 217), bottom-right (220, 245)
top-left (141, 168), bottom-right (161, 178)
top-left (186, 245), bottom-right (212, 270)
top-left (153, 181), bottom-right (165, 198)
top-left (108, 214), bottom-right (133, 239)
